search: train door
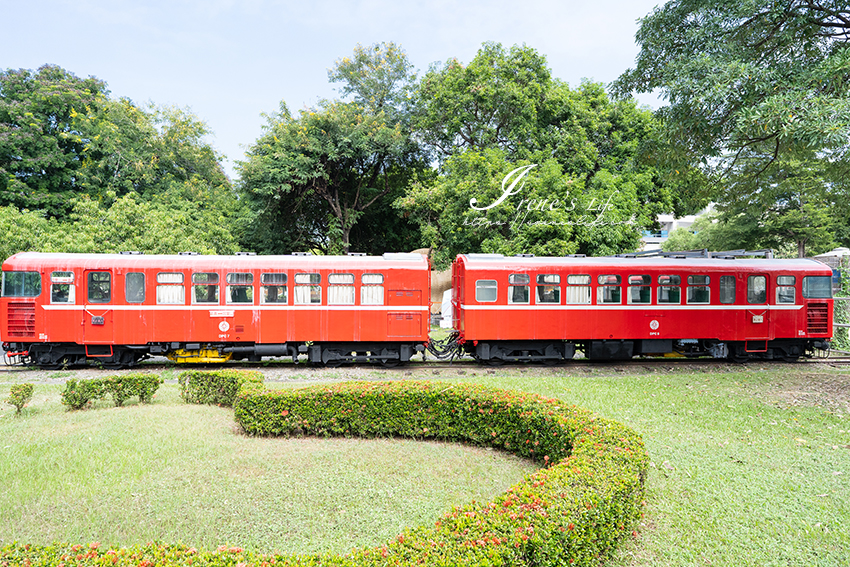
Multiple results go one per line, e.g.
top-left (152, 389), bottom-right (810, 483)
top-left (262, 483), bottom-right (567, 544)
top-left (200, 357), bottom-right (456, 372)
top-left (452, 260), bottom-right (464, 333)
top-left (83, 270), bottom-right (114, 349)
top-left (744, 274), bottom-right (771, 350)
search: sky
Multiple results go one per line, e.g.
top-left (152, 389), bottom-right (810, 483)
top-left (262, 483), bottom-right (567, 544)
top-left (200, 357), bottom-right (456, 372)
top-left (3, 0), bottom-right (663, 179)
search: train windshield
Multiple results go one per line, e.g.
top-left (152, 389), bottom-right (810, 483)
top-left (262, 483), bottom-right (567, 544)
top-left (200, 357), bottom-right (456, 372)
top-left (1, 271), bottom-right (41, 297)
top-left (802, 276), bottom-right (832, 299)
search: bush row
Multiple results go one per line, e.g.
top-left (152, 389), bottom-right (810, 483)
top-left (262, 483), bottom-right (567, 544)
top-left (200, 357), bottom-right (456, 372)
top-left (178, 368), bottom-right (264, 407)
top-left (60, 374), bottom-right (163, 410)
top-left (5, 383), bottom-right (34, 414)
top-left (235, 380), bottom-right (649, 566)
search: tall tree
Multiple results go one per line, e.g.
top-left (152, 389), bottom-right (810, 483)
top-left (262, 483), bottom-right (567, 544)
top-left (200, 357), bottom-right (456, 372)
top-left (614, 0), bottom-right (850, 254)
top-left (240, 44), bottom-right (425, 255)
top-left (401, 43), bottom-right (671, 262)
top-left (412, 42), bottom-right (551, 158)
top-left (0, 65), bottom-right (108, 217)
top-left (328, 41), bottom-right (417, 120)
top-left (238, 101), bottom-right (415, 254)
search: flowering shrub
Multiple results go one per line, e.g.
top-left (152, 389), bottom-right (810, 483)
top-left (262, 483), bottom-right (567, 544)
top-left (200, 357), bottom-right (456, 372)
top-left (6, 382), bottom-right (34, 414)
top-left (60, 374), bottom-right (163, 410)
top-left (7, 380), bottom-right (648, 566)
top-left (178, 369), bottom-right (264, 407)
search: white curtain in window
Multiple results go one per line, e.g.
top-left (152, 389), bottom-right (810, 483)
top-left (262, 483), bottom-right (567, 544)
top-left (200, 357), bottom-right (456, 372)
top-left (328, 285), bottom-right (355, 305)
top-left (361, 285), bottom-right (384, 305)
top-left (565, 286), bottom-right (591, 304)
top-left (157, 285), bottom-right (184, 304)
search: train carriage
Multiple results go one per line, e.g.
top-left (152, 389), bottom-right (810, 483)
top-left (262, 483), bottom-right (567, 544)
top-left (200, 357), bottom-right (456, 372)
top-left (1, 252), bottom-right (430, 369)
top-left (452, 253), bottom-right (833, 363)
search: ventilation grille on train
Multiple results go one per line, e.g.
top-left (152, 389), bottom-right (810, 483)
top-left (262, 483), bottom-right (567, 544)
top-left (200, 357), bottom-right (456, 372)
top-left (7, 302), bottom-right (36, 337)
top-left (806, 303), bottom-right (829, 334)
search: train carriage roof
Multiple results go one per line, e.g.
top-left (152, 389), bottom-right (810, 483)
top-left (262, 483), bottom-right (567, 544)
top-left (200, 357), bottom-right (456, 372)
top-left (2, 252), bottom-right (429, 272)
top-left (456, 253), bottom-right (832, 273)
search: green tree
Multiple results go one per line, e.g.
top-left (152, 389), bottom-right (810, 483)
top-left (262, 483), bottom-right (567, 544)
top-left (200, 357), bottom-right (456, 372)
top-left (396, 149), bottom-right (649, 269)
top-left (240, 41), bottom-right (429, 257)
top-left (412, 42), bottom-right (551, 158)
top-left (238, 101), bottom-right (415, 254)
top-left (70, 98), bottom-right (231, 201)
top-left (0, 65), bottom-right (108, 217)
top-left (614, 0), bottom-right (850, 252)
top-left (402, 43), bottom-right (670, 261)
top-left (328, 41), bottom-right (416, 119)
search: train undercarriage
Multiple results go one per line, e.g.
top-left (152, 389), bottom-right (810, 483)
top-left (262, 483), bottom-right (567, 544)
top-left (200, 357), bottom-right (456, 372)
top-left (464, 337), bottom-right (831, 364)
top-left (3, 341), bottom-right (425, 370)
top-left (3, 336), bottom-right (831, 370)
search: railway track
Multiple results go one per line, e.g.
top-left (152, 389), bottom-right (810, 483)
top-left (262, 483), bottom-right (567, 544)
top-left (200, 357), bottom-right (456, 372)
top-left (4, 352), bottom-right (849, 373)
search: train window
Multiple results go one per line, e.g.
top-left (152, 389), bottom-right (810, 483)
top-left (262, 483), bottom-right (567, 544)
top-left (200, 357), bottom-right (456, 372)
top-left (657, 275), bottom-right (681, 304)
top-left (508, 273), bottom-right (530, 304)
top-left (719, 276), bottom-right (736, 304)
top-left (125, 272), bottom-right (145, 303)
top-left (87, 272), bottom-right (111, 303)
top-left (157, 273), bottom-right (185, 304)
top-left (776, 275), bottom-right (796, 304)
top-left (227, 286), bottom-right (253, 303)
top-left (262, 273), bottom-right (287, 284)
top-left (157, 272), bottom-right (183, 284)
top-left (687, 286), bottom-right (710, 304)
top-left (476, 280), bottom-right (498, 302)
top-left (50, 271), bottom-right (75, 304)
top-left (328, 273), bottom-right (355, 305)
top-left (361, 273), bottom-right (384, 305)
top-left (747, 275), bottom-right (767, 304)
top-left (2, 271), bottom-right (41, 297)
top-left (687, 275), bottom-right (710, 304)
top-left (227, 272), bottom-right (253, 284)
top-left (802, 276), bottom-right (832, 299)
top-left (536, 274), bottom-right (560, 304)
top-left (627, 275), bottom-right (651, 304)
top-left (565, 274), bottom-right (591, 304)
top-left (295, 273), bottom-right (321, 304)
top-left (261, 273), bottom-right (287, 304)
top-left (192, 273), bottom-right (219, 304)
top-left (597, 274), bottom-right (621, 304)
top-left (226, 273), bottom-right (253, 304)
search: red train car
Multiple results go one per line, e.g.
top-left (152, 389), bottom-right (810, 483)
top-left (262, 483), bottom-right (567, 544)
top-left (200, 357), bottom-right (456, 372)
top-left (1, 252), bottom-right (430, 369)
top-left (452, 254), bottom-right (833, 362)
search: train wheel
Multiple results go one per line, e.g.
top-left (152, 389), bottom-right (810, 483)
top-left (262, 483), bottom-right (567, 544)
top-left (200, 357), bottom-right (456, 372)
top-left (377, 348), bottom-right (402, 368)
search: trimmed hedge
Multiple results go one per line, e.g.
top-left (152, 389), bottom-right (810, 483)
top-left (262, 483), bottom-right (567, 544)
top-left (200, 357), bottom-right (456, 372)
top-left (178, 369), bottom-right (264, 407)
top-left (231, 381), bottom-right (649, 566)
top-left (6, 383), bottom-right (34, 414)
top-left (5, 381), bottom-right (648, 566)
top-left (60, 374), bottom-right (163, 410)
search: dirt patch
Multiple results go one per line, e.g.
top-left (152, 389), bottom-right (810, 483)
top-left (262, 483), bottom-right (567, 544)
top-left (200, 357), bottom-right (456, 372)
top-left (753, 371), bottom-right (850, 414)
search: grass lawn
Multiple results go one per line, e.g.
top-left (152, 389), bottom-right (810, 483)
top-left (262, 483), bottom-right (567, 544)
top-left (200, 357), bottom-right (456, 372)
top-left (0, 380), bottom-right (534, 555)
top-left (461, 365), bottom-right (850, 566)
top-left (1, 363), bottom-right (849, 565)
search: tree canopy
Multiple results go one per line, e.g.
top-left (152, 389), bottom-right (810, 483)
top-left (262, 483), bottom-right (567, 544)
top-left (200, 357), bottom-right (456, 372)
top-left (399, 43), bottom-right (671, 266)
top-left (0, 64), bottom-right (243, 258)
top-left (238, 43), bottom-right (425, 255)
top-left (614, 0), bottom-right (850, 256)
